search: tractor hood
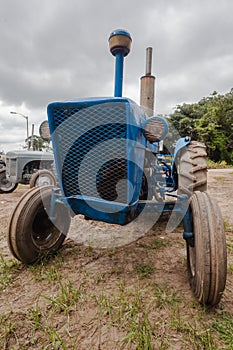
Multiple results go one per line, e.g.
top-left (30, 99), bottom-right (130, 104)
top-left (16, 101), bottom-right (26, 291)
top-left (6, 150), bottom-right (54, 160)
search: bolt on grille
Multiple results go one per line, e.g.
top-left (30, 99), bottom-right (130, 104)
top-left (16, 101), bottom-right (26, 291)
top-left (52, 102), bottom-right (129, 203)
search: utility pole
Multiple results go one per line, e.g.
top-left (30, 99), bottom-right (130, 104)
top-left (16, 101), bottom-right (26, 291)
top-left (10, 111), bottom-right (29, 150)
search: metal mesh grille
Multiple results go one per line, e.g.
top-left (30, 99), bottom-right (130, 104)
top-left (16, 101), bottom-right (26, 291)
top-left (52, 102), bottom-right (128, 202)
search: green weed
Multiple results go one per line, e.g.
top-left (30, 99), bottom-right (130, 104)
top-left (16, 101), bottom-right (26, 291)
top-left (169, 308), bottom-right (218, 349)
top-left (42, 279), bottom-right (85, 313)
top-left (0, 314), bottom-right (17, 349)
top-left (26, 303), bottom-right (43, 331)
top-left (207, 159), bottom-right (230, 169)
top-left (43, 325), bottom-right (68, 350)
top-left (212, 312), bottom-right (233, 348)
top-left (0, 254), bottom-right (21, 290)
top-left (228, 264), bottom-right (233, 274)
top-left (28, 252), bottom-right (63, 281)
top-left (94, 287), bottom-right (155, 349)
top-left (133, 263), bottom-right (154, 279)
top-left (154, 285), bottom-right (182, 308)
top-left (224, 220), bottom-right (233, 233)
top-left (137, 237), bottom-right (170, 250)
top-left (214, 176), bottom-right (225, 182)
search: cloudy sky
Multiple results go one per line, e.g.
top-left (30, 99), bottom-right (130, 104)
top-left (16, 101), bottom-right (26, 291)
top-left (0, 0), bottom-right (232, 151)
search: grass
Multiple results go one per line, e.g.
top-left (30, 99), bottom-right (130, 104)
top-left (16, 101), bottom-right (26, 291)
top-left (28, 253), bottom-right (63, 282)
top-left (133, 263), bottom-right (154, 279)
top-left (1, 225), bottom-right (233, 349)
top-left (170, 312), bottom-right (217, 349)
top-left (1, 267), bottom-right (232, 349)
top-left (17, 184), bottom-right (29, 189)
top-left (214, 176), bottom-right (225, 182)
top-left (2, 169), bottom-right (233, 348)
top-left (212, 312), bottom-right (233, 348)
top-left (207, 159), bottom-right (233, 169)
top-left (41, 278), bottom-right (86, 313)
top-left (153, 285), bottom-right (182, 308)
top-left (26, 304), bottom-right (43, 331)
top-left (0, 315), bottom-right (17, 350)
top-left (0, 254), bottom-right (21, 291)
top-left (224, 220), bottom-right (233, 233)
top-left (136, 237), bottom-right (170, 250)
top-left (226, 234), bottom-right (233, 253)
top-left (93, 285), bottom-right (157, 349)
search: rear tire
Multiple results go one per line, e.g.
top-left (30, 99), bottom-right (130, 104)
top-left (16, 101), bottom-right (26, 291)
top-left (29, 169), bottom-right (57, 188)
top-left (178, 141), bottom-right (207, 196)
top-left (7, 186), bottom-right (71, 264)
top-left (0, 169), bottom-right (18, 193)
top-left (187, 191), bottom-right (227, 306)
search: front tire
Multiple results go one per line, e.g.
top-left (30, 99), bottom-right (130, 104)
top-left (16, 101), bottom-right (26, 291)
top-left (29, 169), bottom-right (57, 188)
top-left (0, 169), bottom-right (18, 193)
top-left (187, 191), bottom-right (227, 306)
top-left (7, 186), bottom-right (71, 264)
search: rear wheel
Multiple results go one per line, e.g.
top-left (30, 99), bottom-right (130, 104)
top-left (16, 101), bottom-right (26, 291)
top-left (0, 169), bottom-right (18, 193)
top-left (178, 141), bottom-right (207, 196)
top-left (187, 191), bottom-right (227, 306)
top-left (29, 169), bottom-right (57, 188)
top-left (7, 186), bottom-right (71, 264)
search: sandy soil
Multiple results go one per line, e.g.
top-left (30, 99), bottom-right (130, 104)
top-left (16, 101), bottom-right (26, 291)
top-left (0, 168), bottom-right (232, 349)
top-left (1, 169), bottom-right (232, 255)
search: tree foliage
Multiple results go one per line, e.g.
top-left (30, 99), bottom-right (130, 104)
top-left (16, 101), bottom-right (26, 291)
top-left (25, 135), bottom-right (49, 151)
top-left (169, 89), bottom-right (233, 163)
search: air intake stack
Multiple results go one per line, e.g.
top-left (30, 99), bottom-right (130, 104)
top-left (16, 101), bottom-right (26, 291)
top-left (109, 29), bottom-right (132, 97)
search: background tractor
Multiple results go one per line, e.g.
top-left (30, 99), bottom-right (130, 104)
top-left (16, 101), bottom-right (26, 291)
top-left (7, 29), bottom-right (227, 307)
top-left (0, 150), bottom-right (56, 193)
top-left (0, 122), bottom-right (56, 194)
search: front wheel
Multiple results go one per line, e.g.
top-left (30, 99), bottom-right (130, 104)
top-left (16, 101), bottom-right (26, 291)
top-left (7, 186), bottom-right (71, 264)
top-left (187, 191), bottom-right (227, 306)
top-left (0, 169), bottom-right (18, 193)
top-left (29, 169), bottom-right (57, 188)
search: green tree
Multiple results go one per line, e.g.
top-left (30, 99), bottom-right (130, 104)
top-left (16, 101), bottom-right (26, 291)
top-left (170, 89), bottom-right (233, 163)
top-left (25, 135), bottom-right (49, 151)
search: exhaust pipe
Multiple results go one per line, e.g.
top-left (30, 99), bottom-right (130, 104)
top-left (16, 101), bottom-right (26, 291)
top-left (140, 47), bottom-right (155, 116)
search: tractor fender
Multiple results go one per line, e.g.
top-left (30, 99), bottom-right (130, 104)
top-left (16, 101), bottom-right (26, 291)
top-left (171, 136), bottom-right (191, 175)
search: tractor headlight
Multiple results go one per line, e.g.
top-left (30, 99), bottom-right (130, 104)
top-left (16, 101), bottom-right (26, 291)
top-left (143, 116), bottom-right (169, 143)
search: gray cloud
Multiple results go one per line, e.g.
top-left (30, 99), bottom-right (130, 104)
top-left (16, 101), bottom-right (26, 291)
top-left (0, 0), bottom-right (233, 150)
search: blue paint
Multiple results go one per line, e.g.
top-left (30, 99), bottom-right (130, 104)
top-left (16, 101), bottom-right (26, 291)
top-left (114, 51), bottom-right (124, 97)
top-left (172, 137), bottom-right (191, 167)
top-left (46, 30), bottom-right (194, 228)
top-left (171, 137), bottom-right (191, 185)
top-left (109, 29), bottom-right (132, 40)
top-left (47, 97), bottom-right (148, 224)
top-left (183, 208), bottom-right (194, 240)
top-left (109, 29), bottom-right (132, 97)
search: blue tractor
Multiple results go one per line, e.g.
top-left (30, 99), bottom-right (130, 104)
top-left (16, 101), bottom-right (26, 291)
top-left (7, 30), bottom-right (227, 306)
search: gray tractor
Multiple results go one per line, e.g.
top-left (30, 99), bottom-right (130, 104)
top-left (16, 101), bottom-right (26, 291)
top-left (0, 150), bottom-right (56, 193)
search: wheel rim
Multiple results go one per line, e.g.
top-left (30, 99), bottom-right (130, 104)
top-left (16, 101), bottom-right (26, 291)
top-left (35, 174), bottom-right (55, 187)
top-left (31, 205), bottom-right (62, 249)
top-left (0, 174), bottom-right (16, 191)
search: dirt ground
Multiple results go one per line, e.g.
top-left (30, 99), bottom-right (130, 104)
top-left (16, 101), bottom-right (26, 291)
top-left (0, 168), bottom-right (233, 349)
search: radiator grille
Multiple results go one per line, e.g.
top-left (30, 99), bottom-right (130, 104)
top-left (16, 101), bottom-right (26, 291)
top-left (52, 102), bottom-right (128, 202)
